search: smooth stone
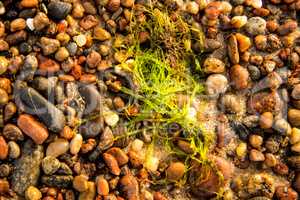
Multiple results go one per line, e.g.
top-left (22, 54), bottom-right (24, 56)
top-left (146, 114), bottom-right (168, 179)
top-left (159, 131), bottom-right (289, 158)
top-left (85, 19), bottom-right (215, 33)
top-left (46, 139), bottom-right (69, 158)
top-left (15, 86), bottom-right (65, 132)
top-left (78, 84), bottom-right (102, 115)
top-left (47, 1), bottom-right (72, 21)
top-left (245, 17), bottom-right (266, 35)
top-left (42, 156), bottom-right (61, 175)
top-left (70, 134), bottom-right (83, 155)
top-left (205, 74), bottom-right (228, 96)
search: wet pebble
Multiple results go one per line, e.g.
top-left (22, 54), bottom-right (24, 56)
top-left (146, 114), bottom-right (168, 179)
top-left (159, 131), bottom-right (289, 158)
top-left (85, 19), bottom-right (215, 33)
top-left (203, 57), bottom-right (225, 74)
top-left (106, 147), bottom-right (128, 166)
top-left (0, 136), bottom-right (8, 160)
top-left (245, 17), bottom-right (266, 35)
top-left (40, 37), bottom-right (60, 56)
top-left (78, 181), bottom-right (96, 200)
top-left (41, 175), bottom-right (73, 188)
top-left (206, 74), bottom-right (228, 95)
top-left (47, 1), bottom-right (72, 21)
top-left (103, 153), bottom-right (120, 176)
top-left (46, 139), bottom-right (69, 158)
top-left (8, 141), bottom-right (20, 159)
top-left (96, 176), bottom-right (109, 196)
top-left (275, 186), bottom-right (298, 200)
top-left (228, 35), bottom-right (239, 64)
top-left (73, 175), bottom-right (89, 192)
top-left (25, 186), bottom-right (42, 200)
top-left (0, 164), bottom-right (10, 177)
top-left (230, 64), bottom-right (249, 90)
top-left (120, 174), bottom-right (139, 200)
top-left (250, 149), bottom-right (265, 162)
top-left (42, 156), bottom-right (61, 175)
top-left (70, 134), bottom-right (83, 155)
top-left (259, 112), bottom-right (273, 129)
top-left (166, 162), bottom-right (185, 181)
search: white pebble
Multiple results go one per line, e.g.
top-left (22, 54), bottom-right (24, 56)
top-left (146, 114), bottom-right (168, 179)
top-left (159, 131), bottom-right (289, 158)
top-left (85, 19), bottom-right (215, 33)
top-left (70, 134), bottom-right (83, 155)
top-left (251, 0), bottom-right (262, 8)
top-left (104, 111), bottom-right (119, 127)
top-left (131, 139), bottom-right (144, 152)
top-left (145, 156), bottom-right (159, 172)
top-left (26, 18), bottom-right (35, 31)
top-left (73, 34), bottom-right (87, 47)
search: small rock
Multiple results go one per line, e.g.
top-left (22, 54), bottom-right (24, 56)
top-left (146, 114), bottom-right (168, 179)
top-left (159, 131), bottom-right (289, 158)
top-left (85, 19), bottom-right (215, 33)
top-left (10, 18), bottom-right (26, 32)
top-left (236, 142), bottom-right (247, 159)
top-left (55, 47), bottom-right (69, 62)
top-left (186, 2), bottom-right (200, 15)
top-left (273, 161), bottom-right (289, 175)
top-left (247, 91), bottom-right (282, 114)
top-left (292, 84), bottom-right (300, 100)
top-left (278, 20), bottom-right (298, 36)
top-left (20, 0), bottom-right (38, 8)
top-left (6, 30), bottom-right (27, 45)
top-left (228, 34), bottom-right (239, 64)
top-left (3, 124), bottom-right (23, 141)
top-left (42, 156), bottom-right (61, 175)
top-left (230, 64), bottom-right (249, 90)
top-left (249, 135), bottom-right (263, 149)
top-left (0, 40), bottom-right (9, 51)
top-left (79, 15), bottom-right (99, 30)
top-left (250, 149), bottom-right (265, 161)
top-left (245, 17), bottom-right (266, 35)
top-left (70, 134), bottom-right (83, 155)
top-left (0, 164), bottom-right (10, 177)
top-left (206, 74), bottom-right (228, 95)
top-left (33, 12), bottom-right (49, 31)
top-left (231, 16), bottom-right (247, 29)
top-left (104, 110), bottom-right (119, 127)
top-left (73, 34), bottom-right (87, 47)
top-left (273, 118), bottom-right (291, 135)
top-left (166, 162), bottom-right (185, 181)
top-left (38, 55), bottom-right (60, 74)
top-left (17, 114), bottom-right (48, 144)
top-left (26, 18), bottom-right (35, 31)
top-left (235, 33), bottom-right (251, 52)
top-left (203, 57), bottom-right (225, 74)
top-left (275, 186), bottom-right (298, 200)
top-left (11, 140), bottom-right (44, 195)
top-left (247, 173), bottom-right (275, 198)
top-left (265, 136), bottom-right (280, 153)
top-left (0, 2), bottom-right (5, 15)
top-left (25, 186), bottom-right (42, 200)
top-left (47, 1), bottom-right (72, 21)
top-left (73, 175), bottom-right (89, 192)
top-left (288, 109), bottom-right (300, 127)
top-left (78, 181), bottom-right (96, 200)
top-left (46, 139), bottom-right (70, 158)
top-left (66, 42), bottom-right (78, 56)
top-left (106, 147), bottom-right (128, 166)
top-left (0, 179), bottom-right (9, 194)
top-left (0, 136), bottom-right (8, 160)
top-left (94, 27), bottom-right (111, 41)
top-left (86, 50), bottom-right (101, 68)
top-left (103, 153), bottom-right (120, 175)
top-left (259, 112), bottom-right (273, 129)
top-left (290, 128), bottom-right (300, 144)
top-left (41, 175), bottom-right (73, 188)
top-left (8, 141), bottom-right (20, 159)
top-left (288, 156), bottom-right (300, 169)
top-left (120, 174), bottom-right (139, 200)
top-left (96, 176), bottom-right (109, 196)
top-left (264, 153), bottom-right (277, 167)
top-left (40, 37), bottom-right (60, 55)
top-left (292, 142), bottom-right (300, 153)
top-left (0, 56), bottom-right (9, 75)
top-left (219, 94), bottom-right (243, 113)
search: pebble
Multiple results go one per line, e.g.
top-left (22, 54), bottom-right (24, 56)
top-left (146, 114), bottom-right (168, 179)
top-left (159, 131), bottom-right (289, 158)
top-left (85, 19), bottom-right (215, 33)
top-left (251, 0), bottom-right (263, 8)
top-left (264, 153), bottom-right (277, 167)
top-left (0, 56), bottom-right (9, 75)
top-left (78, 84), bottom-right (102, 115)
top-left (42, 156), bottom-right (61, 175)
top-left (0, 40), bottom-right (9, 51)
top-left (66, 42), bottom-right (78, 56)
top-left (128, 150), bottom-right (143, 167)
top-left (41, 175), bottom-right (73, 188)
top-left (0, 164), bottom-right (10, 177)
top-left (8, 141), bottom-right (20, 159)
top-left (131, 139), bottom-right (144, 152)
top-left (259, 112), bottom-right (273, 129)
top-left (245, 17), bottom-right (266, 35)
top-left (275, 186), bottom-right (298, 200)
top-left (235, 33), bottom-right (251, 52)
top-left (0, 136), bottom-right (8, 160)
top-left (73, 34), bottom-right (87, 47)
top-left (231, 16), bottom-right (247, 29)
top-left (25, 186), bottom-right (42, 200)
top-left (70, 134), bottom-right (83, 155)
top-left (0, 2), bottom-right (5, 15)
top-left (273, 161), bottom-right (289, 175)
top-left (10, 18), bottom-right (26, 32)
top-left (17, 87), bottom-right (65, 132)
top-left (265, 137), bottom-right (280, 153)
top-left (55, 47), bottom-right (69, 62)
top-left (46, 139), bottom-right (70, 158)
top-left (248, 65), bottom-right (261, 80)
top-left (230, 64), bottom-right (249, 90)
top-left (205, 74), bottom-right (228, 95)
top-left (247, 173), bottom-right (275, 198)
top-left (78, 181), bottom-right (96, 200)
top-left (33, 12), bottom-right (50, 31)
top-left (38, 55), bottom-right (60, 74)
top-left (220, 94), bottom-right (243, 113)
top-left (247, 91), bottom-right (282, 114)
top-left (103, 153), bottom-right (120, 175)
top-left (72, 3), bottom-right (85, 18)
top-left (6, 30), bottom-right (27, 45)
top-left (290, 128), bottom-right (300, 144)
top-left (40, 37), bottom-right (60, 55)
top-left (20, 0), bottom-right (38, 8)
top-left (94, 27), bottom-right (112, 41)
top-left (26, 18), bottom-right (35, 31)
top-left (96, 176), bottom-right (109, 196)
top-left (98, 126), bottom-right (114, 150)
top-left (73, 175), bottom-right (89, 192)
top-left (19, 42), bottom-right (32, 55)
top-left (79, 15), bottom-right (99, 30)
top-left (86, 50), bottom-right (101, 68)
top-left (153, 192), bottom-right (168, 200)
top-left (0, 88), bottom-right (8, 106)
top-left (249, 135), bottom-right (263, 149)
top-left (292, 84), bottom-right (300, 100)
top-left (11, 140), bottom-right (44, 195)
top-left (20, 54), bottom-right (37, 80)
top-left (17, 114), bottom-right (48, 144)
top-left (106, 147), bottom-right (128, 166)
top-left (288, 109), bottom-right (300, 127)
top-left (166, 162), bottom-right (185, 181)
top-left (47, 1), bottom-right (72, 21)
top-left (236, 142), bottom-right (247, 158)
top-left (273, 118), bottom-right (291, 135)
top-left (228, 34), bottom-right (239, 64)
top-left (250, 149), bottom-right (265, 161)
top-left (104, 110), bottom-right (119, 127)
top-left (0, 179), bottom-right (9, 194)
top-left (278, 21), bottom-right (298, 36)
top-left (203, 57), bottom-right (225, 74)
top-left (186, 2), bottom-right (200, 15)
top-left (120, 174), bottom-right (139, 200)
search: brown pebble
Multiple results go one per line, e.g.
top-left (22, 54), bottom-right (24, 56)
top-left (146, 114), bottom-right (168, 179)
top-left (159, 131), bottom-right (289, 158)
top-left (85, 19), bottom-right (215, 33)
top-left (73, 175), bottom-right (89, 192)
top-left (249, 149), bottom-right (265, 162)
top-left (103, 153), bottom-right (121, 176)
top-left (79, 74), bottom-right (97, 84)
top-left (17, 114), bottom-right (49, 144)
top-left (273, 161), bottom-right (289, 175)
top-left (96, 176), bottom-right (109, 196)
top-left (264, 153), bottom-right (277, 167)
top-left (0, 40), bottom-right (9, 51)
top-left (230, 64), bottom-right (249, 90)
top-left (119, 174), bottom-right (139, 200)
top-left (38, 55), bottom-right (60, 75)
top-left (278, 20), bottom-right (298, 35)
top-left (259, 112), bottom-right (273, 129)
top-left (0, 136), bottom-right (8, 160)
top-left (20, 0), bottom-right (38, 7)
top-left (10, 18), bottom-right (26, 32)
top-left (275, 186), bottom-right (298, 200)
top-left (80, 15), bottom-right (99, 30)
top-left (228, 34), bottom-right (240, 64)
top-left (166, 162), bottom-right (185, 181)
top-left (60, 126), bottom-right (74, 140)
top-left (0, 179), bottom-right (9, 194)
top-left (106, 147), bottom-right (129, 166)
top-left (128, 150), bottom-right (143, 168)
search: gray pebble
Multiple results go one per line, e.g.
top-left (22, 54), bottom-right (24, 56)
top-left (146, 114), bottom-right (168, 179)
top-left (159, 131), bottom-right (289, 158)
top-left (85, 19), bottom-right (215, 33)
top-left (41, 175), bottom-right (73, 188)
top-left (8, 141), bottom-right (21, 159)
top-left (47, 1), bottom-right (72, 21)
top-left (248, 65), bottom-right (261, 81)
top-left (0, 164), bottom-right (11, 177)
top-left (66, 42), bottom-right (78, 56)
top-left (57, 162), bottom-right (73, 175)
